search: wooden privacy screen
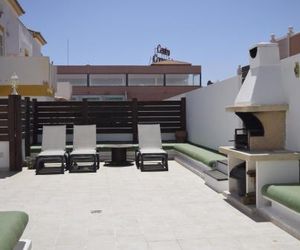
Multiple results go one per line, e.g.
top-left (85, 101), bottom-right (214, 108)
top-left (0, 95), bottom-right (25, 171)
top-left (2, 96), bottom-right (185, 171)
top-left (31, 98), bottom-right (186, 144)
top-left (0, 99), bottom-right (9, 141)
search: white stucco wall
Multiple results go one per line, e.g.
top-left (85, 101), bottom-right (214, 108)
top-left (19, 22), bottom-right (33, 56)
top-left (186, 76), bottom-right (241, 150)
top-left (165, 93), bottom-right (187, 101)
top-left (31, 37), bottom-right (42, 57)
top-left (281, 53), bottom-right (300, 151)
top-left (0, 56), bottom-right (51, 84)
top-left (0, 0), bottom-right (20, 56)
top-left (0, 0), bottom-right (42, 57)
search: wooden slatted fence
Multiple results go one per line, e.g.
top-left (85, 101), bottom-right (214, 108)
top-left (31, 98), bottom-right (186, 144)
top-left (0, 99), bottom-right (9, 141)
top-left (1, 96), bottom-right (186, 172)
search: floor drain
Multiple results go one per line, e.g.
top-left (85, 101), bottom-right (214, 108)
top-left (90, 209), bottom-right (102, 214)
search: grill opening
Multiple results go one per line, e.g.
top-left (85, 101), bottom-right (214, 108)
top-left (234, 128), bottom-right (249, 150)
top-left (235, 112), bottom-right (264, 136)
top-left (233, 112), bottom-right (265, 150)
top-left (230, 162), bottom-right (246, 196)
top-left (249, 47), bottom-right (257, 58)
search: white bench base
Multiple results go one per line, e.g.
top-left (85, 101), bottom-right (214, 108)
top-left (174, 150), bottom-right (228, 194)
top-left (204, 173), bottom-right (228, 193)
top-left (174, 151), bottom-right (211, 179)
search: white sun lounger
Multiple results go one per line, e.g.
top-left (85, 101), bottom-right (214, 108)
top-left (69, 125), bottom-right (99, 172)
top-left (136, 124), bottom-right (168, 171)
top-left (36, 125), bottom-right (68, 174)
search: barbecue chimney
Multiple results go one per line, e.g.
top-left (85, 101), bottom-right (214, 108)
top-left (227, 43), bottom-right (288, 151)
top-left (235, 43), bottom-right (287, 107)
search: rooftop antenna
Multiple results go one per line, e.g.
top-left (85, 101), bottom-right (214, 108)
top-left (67, 39), bottom-right (69, 65)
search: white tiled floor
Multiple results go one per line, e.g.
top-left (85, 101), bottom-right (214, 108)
top-left (0, 161), bottom-right (299, 249)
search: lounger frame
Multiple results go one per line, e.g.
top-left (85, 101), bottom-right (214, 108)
top-left (136, 124), bottom-right (168, 171)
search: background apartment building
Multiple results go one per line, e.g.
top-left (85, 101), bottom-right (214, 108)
top-left (56, 60), bottom-right (201, 101)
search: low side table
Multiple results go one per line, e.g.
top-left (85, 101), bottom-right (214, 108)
top-left (104, 144), bottom-right (133, 166)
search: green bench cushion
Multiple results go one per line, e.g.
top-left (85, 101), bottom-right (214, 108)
top-left (0, 211), bottom-right (29, 250)
top-left (262, 184), bottom-right (300, 213)
top-left (173, 143), bottom-right (226, 168)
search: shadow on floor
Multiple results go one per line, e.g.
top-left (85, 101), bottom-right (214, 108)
top-left (224, 199), bottom-right (269, 223)
top-left (0, 171), bottom-right (20, 179)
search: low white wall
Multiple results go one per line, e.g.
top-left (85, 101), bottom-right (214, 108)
top-left (0, 56), bottom-right (51, 84)
top-left (281, 54), bottom-right (300, 151)
top-left (186, 76), bottom-right (241, 150)
top-left (0, 142), bottom-right (10, 170)
top-left (0, 140), bottom-right (25, 170)
top-left (55, 82), bottom-right (72, 100)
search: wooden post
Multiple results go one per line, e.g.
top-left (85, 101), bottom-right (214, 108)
top-left (180, 97), bottom-right (186, 131)
top-left (132, 98), bottom-right (138, 143)
top-left (24, 97), bottom-right (31, 157)
top-left (32, 98), bottom-right (38, 145)
top-left (8, 95), bottom-right (23, 171)
top-left (82, 98), bottom-right (88, 124)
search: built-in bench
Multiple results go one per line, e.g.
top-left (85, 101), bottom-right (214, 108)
top-left (172, 143), bottom-right (226, 168)
top-left (171, 144), bottom-right (228, 192)
top-left (261, 183), bottom-right (300, 240)
top-left (0, 211), bottom-right (30, 250)
top-left (262, 184), bottom-right (300, 213)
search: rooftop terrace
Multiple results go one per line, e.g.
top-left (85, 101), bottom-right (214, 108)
top-left (1, 161), bottom-right (299, 250)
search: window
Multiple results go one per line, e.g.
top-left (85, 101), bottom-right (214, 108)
top-left (57, 74), bottom-right (87, 86)
top-left (90, 74), bottom-right (126, 86)
top-left (166, 74), bottom-right (200, 86)
top-left (128, 74), bottom-right (164, 86)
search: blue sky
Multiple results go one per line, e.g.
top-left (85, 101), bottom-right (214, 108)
top-left (19, 0), bottom-right (300, 84)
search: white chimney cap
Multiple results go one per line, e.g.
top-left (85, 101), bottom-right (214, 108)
top-left (234, 42), bottom-right (286, 106)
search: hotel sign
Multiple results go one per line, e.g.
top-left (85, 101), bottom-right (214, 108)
top-left (152, 44), bottom-right (171, 63)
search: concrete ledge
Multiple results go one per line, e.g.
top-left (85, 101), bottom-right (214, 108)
top-left (204, 170), bottom-right (228, 193)
top-left (174, 151), bottom-right (211, 178)
top-left (223, 191), bottom-right (257, 216)
top-left (174, 149), bottom-right (228, 193)
top-left (259, 196), bottom-right (300, 240)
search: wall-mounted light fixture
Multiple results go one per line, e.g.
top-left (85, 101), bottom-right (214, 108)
top-left (294, 62), bottom-right (300, 78)
top-left (10, 72), bottom-right (19, 95)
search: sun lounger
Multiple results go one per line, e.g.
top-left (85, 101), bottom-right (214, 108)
top-left (136, 124), bottom-right (168, 171)
top-left (69, 125), bottom-right (99, 172)
top-left (35, 125), bottom-right (68, 174)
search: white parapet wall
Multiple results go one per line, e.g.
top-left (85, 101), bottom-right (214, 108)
top-left (0, 139), bottom-right (25, 170)
top-left (281, 53), bottom-right (300, 151)
top-left (185, 76), bottom-right (241, 150)
top-left (0, 142), bottom-right (10, 169)
top-left (0, 56), bottom-right (52, 85)
top-left (256, 160), bottom-right (300, 208)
